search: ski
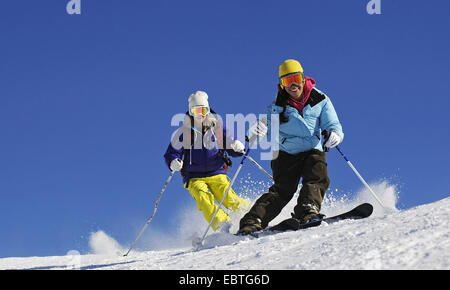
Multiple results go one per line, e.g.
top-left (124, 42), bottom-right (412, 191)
top-left (248, 203), bottom-right (373, 238)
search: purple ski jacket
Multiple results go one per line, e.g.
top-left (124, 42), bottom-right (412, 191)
top-left (164, 111), bottom-right (243, 184)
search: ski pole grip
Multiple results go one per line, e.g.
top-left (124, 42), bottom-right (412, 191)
top-left (321, 130), bottom-right (331, 152)
top-left (245, 117), bottom-right (267, 145)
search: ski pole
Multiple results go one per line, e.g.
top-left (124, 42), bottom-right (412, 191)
top-left (321, 130), bottom-right (385, 209)
top-left (245, 119), bottom-right (273, 180)
top-left (193, 137), bottom-right (256, 249)
top-left (123, 170), bottom-right (175, 257)
top-left (246, 155), bottom-right (273, 181)
top-left (334, 146), bottom-right (386, 209)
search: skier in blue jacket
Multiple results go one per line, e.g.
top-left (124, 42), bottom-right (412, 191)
top-left (164, 91), bottom-right (251, 231)
top-left (238, 59), bottom-right (344, 235)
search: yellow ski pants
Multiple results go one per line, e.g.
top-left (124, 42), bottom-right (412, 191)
top-left (185, 174), bottom-right (251, 231)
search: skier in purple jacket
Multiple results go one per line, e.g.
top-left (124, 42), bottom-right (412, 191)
top-left (164, 91), bottom-right (251, 231)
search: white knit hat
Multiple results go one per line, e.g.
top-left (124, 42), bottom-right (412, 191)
top-left (188, 91), bottom-right (209, 112)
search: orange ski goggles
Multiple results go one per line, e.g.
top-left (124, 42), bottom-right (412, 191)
top-left (190, 106), bottom-right (210, 116)
top-left (279, 72), bottom-right (305, 88)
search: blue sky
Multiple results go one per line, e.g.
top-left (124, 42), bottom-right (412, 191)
top-left (0, 0), bottom-right (449, 258)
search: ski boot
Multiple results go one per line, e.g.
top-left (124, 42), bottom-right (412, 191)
top-left (297, 210), bottom-right (325, 226)
top-left (236, 218), bottom-right (262, 236)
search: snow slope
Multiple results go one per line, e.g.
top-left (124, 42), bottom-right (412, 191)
top-left (1, 182), bottom-right (449, 270)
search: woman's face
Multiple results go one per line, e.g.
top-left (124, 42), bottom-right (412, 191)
top-left (193, 114), bottom-right (206, 125)
top-left (285, 83), bottom-right (304, 100)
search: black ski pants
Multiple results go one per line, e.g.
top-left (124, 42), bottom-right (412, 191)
top-left (240, 149), bottom-right (330, 229)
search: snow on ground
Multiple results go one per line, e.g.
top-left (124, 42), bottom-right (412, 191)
top-left (0, 181), bottom-right (449, 270)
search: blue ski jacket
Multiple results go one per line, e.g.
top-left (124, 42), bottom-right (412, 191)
top-left (263, 87), bottom-right (344, 154)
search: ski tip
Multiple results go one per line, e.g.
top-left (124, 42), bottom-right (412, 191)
top-left (362, 203), bottom-right (374, 213)
top-left (355, 203), bottom-right (374, 218)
